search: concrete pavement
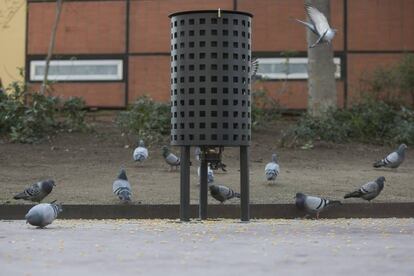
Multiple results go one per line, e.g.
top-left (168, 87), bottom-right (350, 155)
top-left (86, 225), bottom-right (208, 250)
top-left (0, 219), bottom-right (413, 276)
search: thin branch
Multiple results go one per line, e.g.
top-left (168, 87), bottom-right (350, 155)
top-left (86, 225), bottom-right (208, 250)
top-left (40, 0), bottom-right (64, 95)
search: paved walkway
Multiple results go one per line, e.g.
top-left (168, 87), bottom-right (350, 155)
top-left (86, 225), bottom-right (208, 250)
top-left (1, 219), bottom-right (413, 276)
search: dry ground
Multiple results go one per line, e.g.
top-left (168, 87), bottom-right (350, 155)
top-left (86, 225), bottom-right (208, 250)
top-left (0, 117), bottom-right (413, 205)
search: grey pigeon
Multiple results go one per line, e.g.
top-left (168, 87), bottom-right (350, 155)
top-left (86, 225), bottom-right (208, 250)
top-left (295, 192), bottom-right (341, 219)
top-left (264, 153), bottom-right (280, 184)
top-left (13, 180), bottom-right (55, 202)
top-left (25, 201), bottom-right (62, 228)
top-left (195, 147), bottom-right (202, 162)
top-left (133, 140), bottom-right (149, 163)
top-left (373, 144), bottom-right (407, 169)
top-left (197, 166), bottom-right (214, 184)
top-left (209, 184), bottom-right (240, 203)
top-left (112, 168), bottom-right (132, 203)
top-left (162, 146), bottom-right (180, 171)
top-left (251, 57), bottom-right (259, 79)
top-left (344, 176), bottom-right (385, 202)
top-left (294, 3), bottom-right (337, 48)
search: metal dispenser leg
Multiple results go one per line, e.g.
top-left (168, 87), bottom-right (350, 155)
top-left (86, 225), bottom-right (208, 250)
top-left (199, 158), bottom-right (208, 220)
top-left (180, 146), bottom-right (190, 221)
top-left (240, 146), bottom-right (250, 221)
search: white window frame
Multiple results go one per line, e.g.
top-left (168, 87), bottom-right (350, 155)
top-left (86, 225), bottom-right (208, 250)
top-left (29, 59), bottom-right (123, 81)
top-left (255, 57), bottom-right (341, 80)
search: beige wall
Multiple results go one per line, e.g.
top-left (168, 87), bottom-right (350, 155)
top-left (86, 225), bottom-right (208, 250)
top-left (0, 0), bottom-right (26, 88)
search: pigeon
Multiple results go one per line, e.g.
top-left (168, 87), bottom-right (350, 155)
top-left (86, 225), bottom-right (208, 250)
top-left (295, 192), bottom-right (341, 219)
top-left (265, 153), bottom-right (280, 184)
top-left (195, 147), bottom-right (202, 162)
top-left (162, 146), bottom-right (180, 171)
top-left (197, 166), bottom-right (214, 184)
top-left (209, 184), bottom-right (240, 203)
top-left (344, 176), bottom-right (385, 202)
top-left (373, 144), bottom-right (407, 169)
top-left (251, 57), bottom-right (259, 79)
top-left (13, 180), bottom-right (55, 202)
top-left (25, 201), bottom-right (62, 228)
top-left (112, 168), bottom-right (132, 203)
top-left (133, 140), bottom-right (149, 163)
top-left (294, 3), bottom-right (337, 48)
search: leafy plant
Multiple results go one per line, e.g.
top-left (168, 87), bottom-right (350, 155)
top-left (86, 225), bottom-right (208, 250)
top-left (0, 74), bottom-right (89, 143)
top-left (251, 88), bottom-right (281, 128)
top-left (116, 96), bottom-right (170, 143)
top-left (283, 99), bottom-right (414, 146)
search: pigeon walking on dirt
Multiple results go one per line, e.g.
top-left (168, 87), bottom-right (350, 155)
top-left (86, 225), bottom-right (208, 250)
top-left (294, 3), bottom-right (337, 48)
top-left (197, 166), bottom-right (214, 184)
top-left (25, 201), bottom-right (62, 228)
top-left (13, 180), bottom-right (55, 202)
top-left (265, 153), bottom-right (280, 184)
top-left (209, 184), bottom-right (240, 203)
top-left (373, 144), bottom-right (407, 169)
top-left (295, 192), bottom-right (341, 219)
top-left (112, 168), bottom-right (132, 203)
top-left (344, 176), bottom-right (385, 202)
top-left (133, 140), bottom-right (149, 163)
top-left (162, 146), bottom-right (180, 171)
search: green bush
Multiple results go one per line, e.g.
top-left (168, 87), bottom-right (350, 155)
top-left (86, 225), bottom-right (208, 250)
top-left (284, 99), bottom-right (414, 146)
top-left (251, 89), bottom-right (281, 128)
top-left (116, 96), bottom-right (170, 143)
top-left (0, 79), bottom-right (88, 143)
top-left (360, 54), bottom-right (414, 107)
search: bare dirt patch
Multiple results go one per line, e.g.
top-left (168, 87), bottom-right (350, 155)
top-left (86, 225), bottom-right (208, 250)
top-left (1, 117), bottom-right (413, 205)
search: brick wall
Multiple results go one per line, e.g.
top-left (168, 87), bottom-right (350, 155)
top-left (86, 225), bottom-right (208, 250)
top-left (26, 0), bottom-right (414, 109)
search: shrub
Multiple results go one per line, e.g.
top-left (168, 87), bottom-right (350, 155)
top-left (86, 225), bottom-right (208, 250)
top-left (0, 78), bottom-right (88, 143)
top-left (251, 88), bottom-right (281, 128)
top-left (116, 96), bottom-right (170, 143)
top-left (284, 99), bottom-right (414, 146)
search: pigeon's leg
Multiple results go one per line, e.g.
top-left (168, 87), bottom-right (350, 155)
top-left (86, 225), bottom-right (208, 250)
top-left (316, 212), bottom-right (320, 219)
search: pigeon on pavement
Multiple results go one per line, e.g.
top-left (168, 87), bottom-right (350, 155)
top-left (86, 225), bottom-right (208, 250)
top-left (265, 153), bottom-right (280, 184)
top-left (162, 146), bottom-right (180, 171)
top-left (13, 180), bottom-right (55, 202)
top-left (373, 144), bottom-right (407, 169)
top-left (209, 184), bottom-right (240, 203)
top-left (25, 201), bottom-right (62, 228)
top-left (113, 168), bottom-right (132, 203)
top-left (294, 3), bottom-right (337, 48)
top-left (133, 140), bottom-right (149, 163)
top-left (295, 192), bottom-right (341, 219)
top-left (344, 176), bottom-right (385, 202)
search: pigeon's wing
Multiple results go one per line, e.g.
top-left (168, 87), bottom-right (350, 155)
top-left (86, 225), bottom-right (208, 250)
top-left (251, 58), bottom-right (259, 78)
top-left (305, 196), bottom-right (326, 212)
top-left (113, 179), bottom-right (131, 194)
top-left (166, 153), bottom-right (180, 165)
top-left (385, 152), bottom-right (399, 164)
top-left (305, 4), bottom-right (330, 35)
top-left (361, 181), bottom-right (378, 194)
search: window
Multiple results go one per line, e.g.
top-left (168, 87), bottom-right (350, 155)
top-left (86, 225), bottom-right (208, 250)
top-left (255, 57), bottom-right (341, 80)
top-left (29, 59), bottom-right (123, 81)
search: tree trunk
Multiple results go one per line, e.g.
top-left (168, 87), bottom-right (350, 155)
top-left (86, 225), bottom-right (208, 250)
top-left (40, 0), bottom-right (64, 95)
top-left (306, 0), bottom-right (337, 116)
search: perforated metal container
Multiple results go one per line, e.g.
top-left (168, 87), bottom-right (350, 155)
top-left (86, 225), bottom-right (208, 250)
top-left (169, 10), bottom-right (253, 146)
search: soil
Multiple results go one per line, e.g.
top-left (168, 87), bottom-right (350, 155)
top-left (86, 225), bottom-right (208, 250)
top-left (0, 116), bottom-right (413, 205)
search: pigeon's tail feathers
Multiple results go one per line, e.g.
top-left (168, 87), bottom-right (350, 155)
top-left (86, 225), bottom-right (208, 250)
top-left (13, 192), bottom-right (28, 200)
top-left (373, 159), bottom-right (385, 168)
top-left (327, 200), bottom-right (342, 206)
top-left (234, 192), bottom-right (241, 199)
top-left (265, 170), bottom-right (277, 180)
top-left (134, 153), bottom-right (146, 162)
top-left (344, 190), bottom-right (362, 199)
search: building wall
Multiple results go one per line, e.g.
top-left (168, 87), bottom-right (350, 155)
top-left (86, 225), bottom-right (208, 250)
top-left (25, 0), bottom-right (414, 109)
top-left (0, 0), bottom-right (26, 88)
